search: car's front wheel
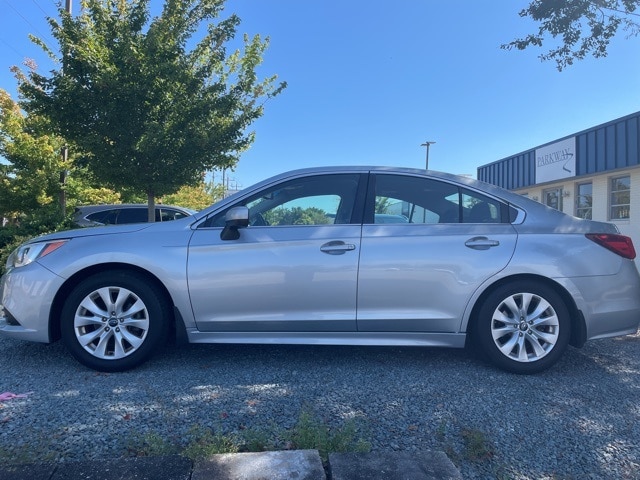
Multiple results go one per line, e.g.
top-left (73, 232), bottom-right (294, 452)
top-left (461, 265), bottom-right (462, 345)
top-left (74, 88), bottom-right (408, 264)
top-left (476, 281), bottom-right (570, 374)
top-left (61, 271), bottom-right (169, 372)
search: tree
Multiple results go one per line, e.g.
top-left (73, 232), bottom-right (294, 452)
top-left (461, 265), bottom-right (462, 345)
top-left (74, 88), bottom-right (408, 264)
top-left (0, 85), bottom-right (125, 230)
top-left (0, 88), bottom-right (69, 222)
top-left (374, 196), bottom-right (392, 214)
top-left (162, 179), bottom-right (224, 211)
top-left (502, 0), bottom-right (640, 70)
top-left (264, 206), bottom-right (332, 226)
top-left (0, 87), bottom-right (74, 273)
top-left (19, 0), bottom-right (285, 221)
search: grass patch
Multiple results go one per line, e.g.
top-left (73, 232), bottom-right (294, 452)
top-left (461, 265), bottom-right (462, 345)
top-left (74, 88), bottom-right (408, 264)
top-left (0, 444), bottom-right (59, 465)
top-left (286, 409), bottom-right (370, 461)
top-left (125, 408), bottom-right (371, 462)
top-left (460, 427), bottom-right (494, 462)
top-left (241, 426), bottom-right (276, 452)
top-left (127, 432), bottom-right (179, 457)
top-left (438, 423), bottom-right (495, 468)
top-left (0, 409), bottom-right (371, 464)
top-left (181, 425), bottom-right (240, 460)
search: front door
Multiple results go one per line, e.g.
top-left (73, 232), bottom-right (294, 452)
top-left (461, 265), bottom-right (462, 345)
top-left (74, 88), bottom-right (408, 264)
top-left (187, 173), bottom-right (364, 332)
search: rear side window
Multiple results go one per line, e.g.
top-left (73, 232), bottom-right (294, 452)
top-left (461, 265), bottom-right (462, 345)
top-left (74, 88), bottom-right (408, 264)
top-left (459, 190), bottom-right (502, 223)
top-left (115, 208), bottom-right (148, 224)
top-left (87, 209), bottom-right (118, 225)
top-left (370, 174), bottom-right (507, 224)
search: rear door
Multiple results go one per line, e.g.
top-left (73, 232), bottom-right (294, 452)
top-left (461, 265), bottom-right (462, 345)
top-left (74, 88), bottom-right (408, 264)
top-left (356, 173), bottom-right (517, 332)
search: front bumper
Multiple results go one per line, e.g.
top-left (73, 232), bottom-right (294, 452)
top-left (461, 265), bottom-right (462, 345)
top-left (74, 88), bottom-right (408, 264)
top-left (0, 263), bottom-right (65, 343)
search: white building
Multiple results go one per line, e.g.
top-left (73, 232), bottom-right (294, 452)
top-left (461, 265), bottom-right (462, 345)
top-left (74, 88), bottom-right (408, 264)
top-left (478, 111), bottom-right (640, 248)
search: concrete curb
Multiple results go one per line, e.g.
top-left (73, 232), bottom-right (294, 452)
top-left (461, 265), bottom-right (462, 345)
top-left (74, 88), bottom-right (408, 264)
top-left (0, 450), bottom-right (462, 479)
top-left (193, 450), bottom-right (325, 480)
top-left (330, 451), bottom-right (463, 479)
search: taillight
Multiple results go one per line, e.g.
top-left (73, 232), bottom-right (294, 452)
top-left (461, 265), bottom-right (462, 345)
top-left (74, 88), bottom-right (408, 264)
top-left (586, 233), bottom-right (636, 260)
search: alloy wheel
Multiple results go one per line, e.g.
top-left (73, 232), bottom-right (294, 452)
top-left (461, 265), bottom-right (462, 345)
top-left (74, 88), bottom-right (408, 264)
top-left (73, 286), bottom-right (150, 360)
top-left (490, 292), bottom-right (560, 363)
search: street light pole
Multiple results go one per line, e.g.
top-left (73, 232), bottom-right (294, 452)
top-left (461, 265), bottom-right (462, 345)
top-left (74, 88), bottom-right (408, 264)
top-left (420, 141), bottom-right (436, 170)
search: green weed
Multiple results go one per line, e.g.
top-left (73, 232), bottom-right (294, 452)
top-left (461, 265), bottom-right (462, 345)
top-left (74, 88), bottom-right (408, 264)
top-left (460, 427), bottom-right (494, 462)
top-left (127, 432), bottom-right (178, 457)
top-left (286, 409), bottom-right (370, 461)
top-left (182, 425), bottom-right (240, 460)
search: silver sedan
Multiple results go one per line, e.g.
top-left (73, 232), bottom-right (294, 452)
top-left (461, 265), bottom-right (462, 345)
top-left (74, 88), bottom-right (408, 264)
top-left (2, 166), bottom-right (640, 374)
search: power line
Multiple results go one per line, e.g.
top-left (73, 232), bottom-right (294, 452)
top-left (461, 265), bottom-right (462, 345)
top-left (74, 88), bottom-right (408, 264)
top-left (2, 0), bottom-right (51, 42)
top-left (30, 0), bottom-right (55, 18)
top-left (0, 0), bottom-right (58, 69)
top-left (0, 36), bottom-right (26, 58)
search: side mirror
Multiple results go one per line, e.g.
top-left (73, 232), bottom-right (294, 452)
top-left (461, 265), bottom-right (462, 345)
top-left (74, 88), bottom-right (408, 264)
top-left (220, 206), bottom-right (250, 240)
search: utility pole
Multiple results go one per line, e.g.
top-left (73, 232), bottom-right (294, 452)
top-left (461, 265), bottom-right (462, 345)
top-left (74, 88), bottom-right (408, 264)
top-left (222, 169), bottom-right (226, 197)
top-left (421, 141), bottom-right (436, 170)
top-left (59, 0), bottom-right (72, 217)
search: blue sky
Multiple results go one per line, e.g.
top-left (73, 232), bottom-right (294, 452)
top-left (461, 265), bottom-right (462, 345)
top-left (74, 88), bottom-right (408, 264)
top-left (1, 0), bottom-right (639, 189)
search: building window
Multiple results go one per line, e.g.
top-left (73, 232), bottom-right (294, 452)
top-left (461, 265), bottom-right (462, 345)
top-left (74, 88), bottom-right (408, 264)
top-left (576, 183), bottom-right (592, 219)
top-left (610, 176), bottom-right (630, 220)
top-left (543, 187), bottom-right (563, 211)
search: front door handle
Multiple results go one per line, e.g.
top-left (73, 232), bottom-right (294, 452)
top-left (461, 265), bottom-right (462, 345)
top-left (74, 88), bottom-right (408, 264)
top-left (320, 241), bottom-right (356, 255)
top-left (465, 236), bottom-right (500, 250)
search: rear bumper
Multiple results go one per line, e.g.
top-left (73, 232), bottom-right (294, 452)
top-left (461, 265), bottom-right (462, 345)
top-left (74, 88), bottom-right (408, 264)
top-left (559, 260), bottom-right (640, 341)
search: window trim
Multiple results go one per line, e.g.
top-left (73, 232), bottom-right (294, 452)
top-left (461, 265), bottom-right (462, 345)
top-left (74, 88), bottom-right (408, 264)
top-left (365, 173), bottom-right (511, 225)
top-left (199, 173), bottom-right (368, 228)
top-left (542, 187), bottom-right (563, 211)
top-left (575, 182), bottom-right (593, 220)
top-left (609, 175), bottom-right (631, 221)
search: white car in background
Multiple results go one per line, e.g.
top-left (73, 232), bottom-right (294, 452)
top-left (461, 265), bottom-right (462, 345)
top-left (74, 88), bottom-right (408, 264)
top-left (73, 204), bottom-right (195, 227)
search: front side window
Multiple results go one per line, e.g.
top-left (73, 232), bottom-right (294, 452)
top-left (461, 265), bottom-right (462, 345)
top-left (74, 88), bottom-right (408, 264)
top-left (204, 174), bottom-right (361, 227)
top-left (610, 175), bottom-right (630, 220)
top-left (371, 174), bottom-right (504, 224)
top-left (158, 208), bottom-right (190, 222)
top-left (576, 183), bottom-right (592, 219)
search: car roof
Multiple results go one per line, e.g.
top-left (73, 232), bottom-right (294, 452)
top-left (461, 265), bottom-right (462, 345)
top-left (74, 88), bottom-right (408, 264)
top-left (197, 165), bottom-right (530, 214)
top-left (75, 204), bottom-right (195, 215)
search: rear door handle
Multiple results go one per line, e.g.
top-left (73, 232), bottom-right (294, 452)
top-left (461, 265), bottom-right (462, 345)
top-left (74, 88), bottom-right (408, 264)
top-left (465, 236), bottom-right (500, 250)
top-left (320, 241), bottom-right (356, 255)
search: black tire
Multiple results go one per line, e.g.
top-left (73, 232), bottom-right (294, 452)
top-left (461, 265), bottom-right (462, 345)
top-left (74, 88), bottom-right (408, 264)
top-left (475, 281), bottom-right (570, 374)
top-left (61, 270), bottom-right (169, 372)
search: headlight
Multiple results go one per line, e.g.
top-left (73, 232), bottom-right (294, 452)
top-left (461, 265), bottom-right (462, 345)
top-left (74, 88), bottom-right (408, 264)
top-left (6, 240), bottom-right (69, 270)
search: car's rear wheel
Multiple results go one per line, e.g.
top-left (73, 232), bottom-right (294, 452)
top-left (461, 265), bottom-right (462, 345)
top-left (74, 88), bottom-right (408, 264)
top-left (61, 271), bottom-right (169, 372)
top-left (476, 281), bottom-right (570, 374)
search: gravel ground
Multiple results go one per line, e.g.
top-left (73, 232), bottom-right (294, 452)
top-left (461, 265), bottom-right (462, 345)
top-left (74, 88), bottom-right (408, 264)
top-left (0, 332), bottom-right (639, 479)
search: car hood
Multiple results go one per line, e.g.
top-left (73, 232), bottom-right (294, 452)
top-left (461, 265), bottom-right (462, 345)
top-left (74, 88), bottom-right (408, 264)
top-left (26, 223), bottom-right (157, 244)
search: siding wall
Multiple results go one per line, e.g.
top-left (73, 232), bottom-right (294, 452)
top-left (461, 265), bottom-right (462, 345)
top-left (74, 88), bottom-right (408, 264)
top-left (478, 111), bottom-right (640, 266)
top-left (478, 111), bottom-right (640, 188)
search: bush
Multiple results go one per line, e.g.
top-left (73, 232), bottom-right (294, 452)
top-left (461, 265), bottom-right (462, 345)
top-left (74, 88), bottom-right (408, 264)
top-left (0, 207), bottom-right (76, 275)
top-left (0, 230), bottom-right (30, 275)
